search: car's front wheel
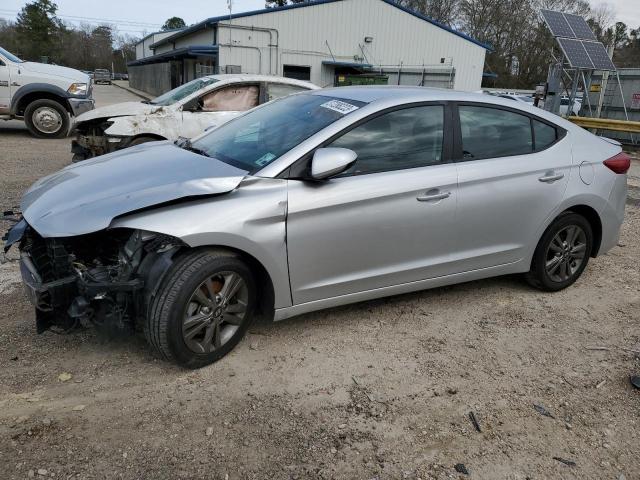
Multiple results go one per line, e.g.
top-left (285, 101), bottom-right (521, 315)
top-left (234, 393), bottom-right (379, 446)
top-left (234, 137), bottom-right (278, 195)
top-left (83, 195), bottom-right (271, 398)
top-left (526, 212), bottom-right (593, 291)
top-left (146, 250), bottom-right (256, 368)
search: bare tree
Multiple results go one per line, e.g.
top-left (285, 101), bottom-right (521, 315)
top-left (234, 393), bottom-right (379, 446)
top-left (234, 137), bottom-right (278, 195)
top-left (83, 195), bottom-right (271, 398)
top-left (398, 0), bottom-right (459, 25)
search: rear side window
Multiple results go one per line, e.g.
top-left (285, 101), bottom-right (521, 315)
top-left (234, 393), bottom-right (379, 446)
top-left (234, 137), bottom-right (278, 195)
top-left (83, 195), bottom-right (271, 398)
top-left (459, 106), bottom-right (532, 160)
top-left (329, 105), bottom-right (444, 176)
top-left (266, 83), bottom-right (309, 102)
top-left (533, 120), bottom-right (557, 150)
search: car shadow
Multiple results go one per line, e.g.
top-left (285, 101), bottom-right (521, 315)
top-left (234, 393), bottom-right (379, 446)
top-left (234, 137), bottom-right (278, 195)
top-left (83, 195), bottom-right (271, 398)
top-left (0, 125), bottom-right (31, 137)
top-left (255, 273), bottom-right (531, 332)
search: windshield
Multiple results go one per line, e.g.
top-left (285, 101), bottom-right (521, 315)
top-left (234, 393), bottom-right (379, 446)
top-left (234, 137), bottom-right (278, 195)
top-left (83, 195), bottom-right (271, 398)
top-left (0, 46), bottom-right (23, 63)
top-left (190, 94), bottom-right (367, 173)
top-left (150, 77), bottom-right (219, 106)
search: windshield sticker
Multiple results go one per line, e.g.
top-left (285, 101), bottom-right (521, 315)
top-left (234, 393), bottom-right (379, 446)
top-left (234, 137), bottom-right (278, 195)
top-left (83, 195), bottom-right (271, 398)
top-left (255, 152), bottom-right (276, 166)
top-left (320, 100), bottom-right (359, 115)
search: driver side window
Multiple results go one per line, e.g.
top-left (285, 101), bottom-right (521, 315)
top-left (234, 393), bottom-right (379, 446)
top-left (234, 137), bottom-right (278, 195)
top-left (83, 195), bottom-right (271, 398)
top-left (328, 105), bottom-right (445, 176)
top-left (200, 84), bottom-right (259, 112)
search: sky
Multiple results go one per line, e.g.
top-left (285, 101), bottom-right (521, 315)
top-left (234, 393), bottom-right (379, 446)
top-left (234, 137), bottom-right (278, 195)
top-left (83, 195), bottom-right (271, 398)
top-left (0, 0), bottom-right (639, 38)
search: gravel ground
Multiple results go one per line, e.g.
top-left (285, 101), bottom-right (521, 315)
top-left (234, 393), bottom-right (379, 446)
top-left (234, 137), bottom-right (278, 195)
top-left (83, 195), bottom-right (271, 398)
top-left (0, 85), bottom-right (639, 480)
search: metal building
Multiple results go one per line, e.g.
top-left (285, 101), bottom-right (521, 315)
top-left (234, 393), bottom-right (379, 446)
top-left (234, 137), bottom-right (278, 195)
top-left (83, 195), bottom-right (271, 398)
top-left (128, 0), bottom-right (489, 96)
top-left (585, 68), bottom-right (640, 143)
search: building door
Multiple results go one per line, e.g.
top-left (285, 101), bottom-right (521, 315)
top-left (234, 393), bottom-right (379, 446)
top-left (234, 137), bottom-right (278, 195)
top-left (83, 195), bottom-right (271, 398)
top-left (170, 61), bottom-right (183, 89)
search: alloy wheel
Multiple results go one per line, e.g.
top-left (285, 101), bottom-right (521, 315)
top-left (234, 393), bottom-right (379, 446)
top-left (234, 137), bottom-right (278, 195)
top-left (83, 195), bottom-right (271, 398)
top-left (544, 225), bottom-right (587, 283)
top-left (181, 271), bottom-right (248, 354)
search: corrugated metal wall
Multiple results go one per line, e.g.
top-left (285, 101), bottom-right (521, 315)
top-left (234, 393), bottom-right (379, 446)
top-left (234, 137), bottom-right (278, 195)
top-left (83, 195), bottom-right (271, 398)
top-left (586, 68), bottom-right (640, 143)
top-left (217, 0), bottom-right (485, 90)
top-left (136, 31), bottom-right (183, 59)
top-left (128, 63), bottom-right (171, 97)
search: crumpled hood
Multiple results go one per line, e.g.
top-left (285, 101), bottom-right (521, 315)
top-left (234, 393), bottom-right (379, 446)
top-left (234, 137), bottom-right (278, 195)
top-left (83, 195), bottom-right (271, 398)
top-left (75, 101), bottom-right (165, 123)
top-left (22, 61), bottom-right (88, 83)
top-left (21, 141), bottom-right (248, 237)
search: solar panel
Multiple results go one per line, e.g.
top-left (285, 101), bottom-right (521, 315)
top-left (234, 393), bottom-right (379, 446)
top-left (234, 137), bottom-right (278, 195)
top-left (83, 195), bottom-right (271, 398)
top-left (541, 9), bottom-right (575, 38)
top-left (582, 41), bottom-right (616, 70)
top-left (557, 38), bottom-right (594, 69)
top-left (563, 13), bottom-right (597, 41)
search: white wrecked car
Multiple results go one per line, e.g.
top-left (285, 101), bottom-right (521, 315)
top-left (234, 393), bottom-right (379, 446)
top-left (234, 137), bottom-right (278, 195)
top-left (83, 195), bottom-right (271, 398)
top-left (71, 74), bottom-right (318, 160)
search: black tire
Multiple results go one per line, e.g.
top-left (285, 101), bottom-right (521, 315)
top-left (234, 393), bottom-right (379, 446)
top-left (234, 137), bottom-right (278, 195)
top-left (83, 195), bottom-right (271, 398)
top-left (146, 249), bottom-right (257, 368)
top-left (526, 212), bottom-right (593, 291)
top-left (24, 99), bottom-right (70, 139)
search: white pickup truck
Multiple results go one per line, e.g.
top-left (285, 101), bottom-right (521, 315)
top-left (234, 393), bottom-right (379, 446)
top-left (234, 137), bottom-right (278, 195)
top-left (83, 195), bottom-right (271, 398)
top-left (0, 46), bottom-right (94, 138)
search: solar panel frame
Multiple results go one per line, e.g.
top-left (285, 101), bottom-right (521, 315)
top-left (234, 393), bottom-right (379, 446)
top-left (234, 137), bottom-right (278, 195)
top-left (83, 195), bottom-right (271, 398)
top-left (557, 38), bottom-right (594, 69)
top-left (582, 40), bottom-right (616, 71)
top-left (541, 9), bottom-right (575, 38)
top-left (563, 13), bottom-right (597, 41)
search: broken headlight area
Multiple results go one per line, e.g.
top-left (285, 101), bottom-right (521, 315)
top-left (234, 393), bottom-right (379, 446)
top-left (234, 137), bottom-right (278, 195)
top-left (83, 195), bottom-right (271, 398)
top-left (72, 120), bottom-right (115, 158)
top-left (16, 226), bottom-right (184, 334)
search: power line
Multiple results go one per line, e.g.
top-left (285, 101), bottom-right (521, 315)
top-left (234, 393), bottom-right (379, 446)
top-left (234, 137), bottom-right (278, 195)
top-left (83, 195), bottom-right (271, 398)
top-left (0, 16), bottom-right (149, 34)
top-left (0, 9), bottom-right (161, 30)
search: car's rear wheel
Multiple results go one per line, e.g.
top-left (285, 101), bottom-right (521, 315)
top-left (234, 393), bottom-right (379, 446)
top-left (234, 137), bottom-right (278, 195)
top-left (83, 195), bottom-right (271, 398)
top-left (526, 212), bottom-right (593, 291)
top-left (24, 99), bottom-right (70, 139)
top-left (146, 250), bottom-right (256, 368)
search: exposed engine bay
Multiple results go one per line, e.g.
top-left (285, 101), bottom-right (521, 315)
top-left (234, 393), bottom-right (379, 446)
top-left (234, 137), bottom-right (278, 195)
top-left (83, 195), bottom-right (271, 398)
top-left (13, 224), bottom-right (184, 334)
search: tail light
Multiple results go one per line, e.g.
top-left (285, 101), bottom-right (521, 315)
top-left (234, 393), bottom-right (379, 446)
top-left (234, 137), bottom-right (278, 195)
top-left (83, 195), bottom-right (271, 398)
top-left (603, 152), bottom-right (631, 174)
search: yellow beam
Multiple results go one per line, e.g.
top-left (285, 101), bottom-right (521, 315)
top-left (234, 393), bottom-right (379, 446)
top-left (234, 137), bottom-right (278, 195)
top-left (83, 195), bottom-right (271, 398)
top-left (568, 116), bottom-right (640, 134)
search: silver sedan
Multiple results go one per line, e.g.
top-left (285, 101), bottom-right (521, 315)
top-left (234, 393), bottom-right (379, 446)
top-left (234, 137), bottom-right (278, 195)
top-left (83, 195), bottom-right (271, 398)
top-left (5, 87), bottom-right (630, 367)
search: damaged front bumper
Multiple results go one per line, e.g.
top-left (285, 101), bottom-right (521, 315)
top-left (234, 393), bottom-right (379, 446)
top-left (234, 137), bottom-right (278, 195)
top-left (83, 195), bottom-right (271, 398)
top-left (4, 220), bottom-right (182, 334)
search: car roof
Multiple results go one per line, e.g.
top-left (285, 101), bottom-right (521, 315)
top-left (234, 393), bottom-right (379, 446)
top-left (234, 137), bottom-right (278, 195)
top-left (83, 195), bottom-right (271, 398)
top-left (307, 85), bottom-right (576, 128)
top-left (309, 85), bottom-right (503, 104)
top-left (203, 74), bottom-right (319, 89)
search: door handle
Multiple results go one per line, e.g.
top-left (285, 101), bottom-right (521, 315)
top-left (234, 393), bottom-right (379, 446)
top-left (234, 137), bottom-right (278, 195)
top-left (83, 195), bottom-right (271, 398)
top-left (538, 172), bottom-right (564, 183)
top-left (417, 191), bottom-right (451, 202)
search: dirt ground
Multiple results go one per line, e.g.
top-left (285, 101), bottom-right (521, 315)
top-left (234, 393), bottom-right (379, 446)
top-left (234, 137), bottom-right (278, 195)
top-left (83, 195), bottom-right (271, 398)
top-left (0, 85), bottom-right (639, 480)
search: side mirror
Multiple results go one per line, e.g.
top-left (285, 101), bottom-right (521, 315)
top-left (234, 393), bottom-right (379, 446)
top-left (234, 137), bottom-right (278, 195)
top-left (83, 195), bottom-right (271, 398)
top-left (310, 148), bottom-right (357, 180)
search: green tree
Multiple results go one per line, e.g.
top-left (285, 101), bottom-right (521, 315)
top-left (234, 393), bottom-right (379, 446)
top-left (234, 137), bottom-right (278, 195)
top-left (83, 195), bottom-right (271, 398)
top-left (15, 0), bottom-right (63, 61)
top-left (161, 17), bottom-right (186, 31)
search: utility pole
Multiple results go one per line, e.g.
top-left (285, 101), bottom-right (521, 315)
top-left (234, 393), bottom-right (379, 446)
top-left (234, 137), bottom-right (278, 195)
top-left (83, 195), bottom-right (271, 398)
top-left (227, 0), bottom-right (233, 44)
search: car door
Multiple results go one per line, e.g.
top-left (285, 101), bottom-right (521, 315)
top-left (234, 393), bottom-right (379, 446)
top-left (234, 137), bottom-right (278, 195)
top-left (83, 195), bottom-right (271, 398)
top-left (180, 83), bottom-right (260, 138)
top-left (0, 58), bottom-right (11, 114)
top-left (286, 104), bottom-right (458, 304)
top-left (452, 103), bottom-right (571, 272)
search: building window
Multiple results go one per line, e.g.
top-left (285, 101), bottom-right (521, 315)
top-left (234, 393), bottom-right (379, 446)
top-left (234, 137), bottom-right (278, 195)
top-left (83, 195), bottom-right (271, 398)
top-left (283, 65), bottom-right (311, 81)
top-left (224, 65), bottom-right (242, 74)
